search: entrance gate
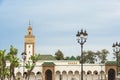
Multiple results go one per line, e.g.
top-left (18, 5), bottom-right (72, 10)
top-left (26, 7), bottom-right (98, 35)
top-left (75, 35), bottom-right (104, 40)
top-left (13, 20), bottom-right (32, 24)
top-left (42, 62), bottom-right (55, 80)
top-left (108, 69), bottom-right (115, 80)
top-left (45, 69), bottom-right (52, 80)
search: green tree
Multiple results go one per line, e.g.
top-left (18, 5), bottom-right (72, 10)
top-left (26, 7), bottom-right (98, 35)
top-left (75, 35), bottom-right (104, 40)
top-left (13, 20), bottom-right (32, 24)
top-left (76, 55), bottom-right (80, 60)
top-left (85, 51), bottom-right (96, 64)
top-left (76, 51), bottom-right (96, 63)
top-left (113, 52), bottom-right (120, 63)
top-left (0, 50), bottom-right (7, 80)
top-left (6, 45), bottom-right (19, 80)
top-left (96, 49), bottom-right (109, 64)
top-left (55, 50), bottom-right (64, 60)
top-left (78, 51), bottom-right (89, 63)
top-left (4, 67), bottom-right (10, 80)
top-left (64, 56), bottom-right (70, 60)
top-left (25, 54), bottom-right (39, 80)
top-left (113, 51), bottom-right (120, 70)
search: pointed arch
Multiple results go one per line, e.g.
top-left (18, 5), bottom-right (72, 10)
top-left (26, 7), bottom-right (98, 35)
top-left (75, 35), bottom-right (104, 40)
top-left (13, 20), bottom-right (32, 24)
top-left (45, 69), bottom-right (52, 80)
top-left (56, 71), bottom-right (61, 80)
top-left (29, 72), bottom-right (35, 80)
top-left (36, 72), bottom-right (42, 80)
top-left (87, 71), bottom-right (92, 80)
top-left (74, 71), bottom-right (79, 80)
top-left (93, 71), bottom-right (98, 80)
top-left (108, 69), bottom-right (115, 80)
top-left (100, 71), bottom-right (105, 80)
top-left (16, 72), bottom-right (22, 80)
top-left (68, 71), bottom-right (73, 80)
top-left (62, 71), bottom-right (67, 80)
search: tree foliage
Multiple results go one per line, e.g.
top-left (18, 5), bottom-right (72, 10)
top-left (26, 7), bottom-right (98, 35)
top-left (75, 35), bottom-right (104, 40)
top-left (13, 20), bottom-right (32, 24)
top-left (113, 51), bottom-right (120, 66)
top-left (0, 50), bottom-right (9, 80)
top-left (25, 54), bottom-right (40, 80)
top-left (76, 56), bottom-right (80, 60)
top-left (83, 51), bottom-right (97, 63)
top-left (96, 49), bottom-right (109, 64)
top-left (113, 51), bottom-right (120, 72)
top-left (64, 56), bottom-right (70, 60)
top-left (7, 45), bottom-right (19, 80)
top-left (81, 49), bottom-right (109, 64)
top-left (54, 49), bottom-right (109, 64)
top-left (55, 50), bottom-right (64, 60)
top-left (0, 45), bottom-right (19, 80)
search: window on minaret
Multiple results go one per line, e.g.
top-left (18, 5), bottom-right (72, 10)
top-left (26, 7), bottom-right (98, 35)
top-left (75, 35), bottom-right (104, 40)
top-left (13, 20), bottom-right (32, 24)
top-left (29, 32), bottom-right (31, 35)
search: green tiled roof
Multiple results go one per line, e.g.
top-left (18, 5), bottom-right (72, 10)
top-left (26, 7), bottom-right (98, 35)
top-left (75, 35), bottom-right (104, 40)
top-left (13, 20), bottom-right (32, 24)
top-left (105, 61), bottom-right (117, 65)
top-left (42, 62), bottom-right (55, 66)
top-left (38, 55), bottom-right (56, 60)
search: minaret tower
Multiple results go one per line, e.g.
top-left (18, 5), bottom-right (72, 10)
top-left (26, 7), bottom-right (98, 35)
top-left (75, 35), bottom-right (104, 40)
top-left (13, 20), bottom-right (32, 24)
top-left (24, 22), bottom-right (35, 61)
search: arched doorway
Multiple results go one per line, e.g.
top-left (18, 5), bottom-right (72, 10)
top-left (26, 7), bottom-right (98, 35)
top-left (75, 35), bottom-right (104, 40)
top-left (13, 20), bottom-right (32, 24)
top-left (108, 69), bottom-right (115, 80)
top-left (45, 69), bottom-right (52, 80)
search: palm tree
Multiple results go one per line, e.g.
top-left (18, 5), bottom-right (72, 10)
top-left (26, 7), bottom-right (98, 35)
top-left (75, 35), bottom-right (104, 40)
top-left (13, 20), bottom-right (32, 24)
top-left (4, 67), bottom-right (10, 80)
top-left (25, 54), bottom-right (40, 80)
top-left (6, 45), bottom-right (19, 80)
top-left (0, 50), bottom-right (7, 80)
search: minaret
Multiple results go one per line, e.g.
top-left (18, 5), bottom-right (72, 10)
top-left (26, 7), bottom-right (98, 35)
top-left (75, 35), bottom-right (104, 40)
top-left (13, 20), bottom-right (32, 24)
top-left (24, 22), bottom-right (35, 61)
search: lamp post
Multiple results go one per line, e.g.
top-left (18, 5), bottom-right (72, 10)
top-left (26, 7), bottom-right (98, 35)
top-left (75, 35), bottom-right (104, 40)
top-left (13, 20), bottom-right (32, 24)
top-left (112, 42), bottom-right (120, 77)
top-left (76, 29), bottom-right (88, 80)
top-left (21, 52), bottom-right (26, 79)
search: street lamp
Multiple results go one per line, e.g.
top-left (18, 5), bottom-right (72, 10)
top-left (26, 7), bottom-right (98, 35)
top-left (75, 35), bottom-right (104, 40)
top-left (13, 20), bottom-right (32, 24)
top-left (112, 42), bottom-right (120, 77)
top-left (21, 52), bottom-right (26, 79)
top-left (76, 29), bottom-right (88, 80)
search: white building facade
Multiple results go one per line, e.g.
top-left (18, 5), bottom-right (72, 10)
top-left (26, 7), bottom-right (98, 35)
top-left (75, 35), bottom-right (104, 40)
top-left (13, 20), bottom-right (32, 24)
top-left (15, 60), bottom-right (117, 80)
top-left (13, 24), bottom-right (117, 80)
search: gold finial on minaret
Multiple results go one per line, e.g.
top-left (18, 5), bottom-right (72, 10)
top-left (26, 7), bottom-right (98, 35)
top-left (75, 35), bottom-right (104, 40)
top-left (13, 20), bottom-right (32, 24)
top-left (28, 20), bottom-right (32, 35)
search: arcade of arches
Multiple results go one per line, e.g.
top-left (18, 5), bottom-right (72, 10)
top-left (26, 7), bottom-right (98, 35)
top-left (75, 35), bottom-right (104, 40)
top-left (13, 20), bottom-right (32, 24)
top-left (14, 61), bottom-right (117, 80)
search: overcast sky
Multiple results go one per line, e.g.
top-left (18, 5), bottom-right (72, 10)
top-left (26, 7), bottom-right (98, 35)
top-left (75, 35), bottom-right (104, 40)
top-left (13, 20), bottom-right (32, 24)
top-left (0, 0), bottom-right (120, 60)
